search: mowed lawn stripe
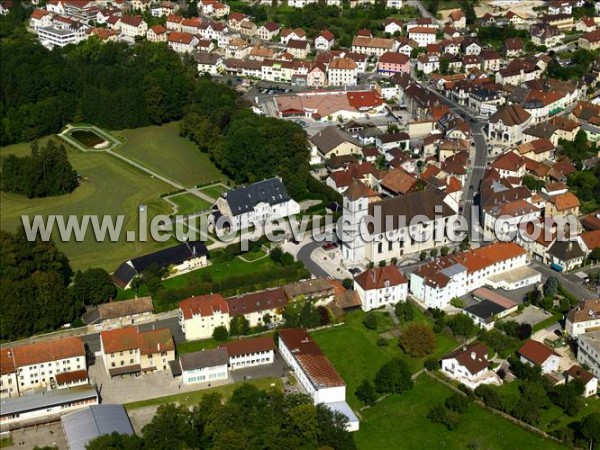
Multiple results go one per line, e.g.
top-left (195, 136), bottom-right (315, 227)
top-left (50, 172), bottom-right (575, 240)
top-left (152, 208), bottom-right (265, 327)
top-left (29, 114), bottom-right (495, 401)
top-left (113, 122), bottom-right (226, 188)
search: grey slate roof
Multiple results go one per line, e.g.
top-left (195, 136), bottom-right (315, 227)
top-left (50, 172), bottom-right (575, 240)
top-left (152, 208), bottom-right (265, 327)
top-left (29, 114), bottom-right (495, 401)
top-left (547, 240), bottom-right (586, 262)
top-left (0, 386), bottom-right (98, 416)
top-left (180, 348), bottom-right (229, 371)
top-left (464, 300), bottom-right (506, 322)
top-left (309, 126), bottom-right (361, 155)
top-left (62, 405), bottom-right (134, 450)
top-left (223, 177), bottom-right (291, 216)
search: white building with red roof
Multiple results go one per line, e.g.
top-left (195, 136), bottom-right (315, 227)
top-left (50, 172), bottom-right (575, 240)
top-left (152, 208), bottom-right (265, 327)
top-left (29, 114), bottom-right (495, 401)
top-left (354, 266), bottom-right (408, 311)
top-left (518, 340), bottom-right (560, 374)
top-left (29, 9), bottom-right (52, 30)
top-left (441, 343), bottom-right (501, 389)
top-left (220, 335), bottom-right (275, 369)
top-left (119, 14), bottom-right (147, 37)
top-left (179, 294), bottom-right (230, 340)
top-left (315, 29), bottom-right (335, 52)
top-left (168, 31), bottom-right (199, 53)
top-left (278, 328), bottom-right (359, 431)
top-left (1, 337), bottom-right (86, 398)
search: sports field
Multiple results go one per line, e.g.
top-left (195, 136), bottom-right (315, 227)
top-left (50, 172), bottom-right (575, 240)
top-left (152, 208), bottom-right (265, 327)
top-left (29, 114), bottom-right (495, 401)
top-left (1, 138), bottom-right (174, 271)
top-left (167, 193), bottom-right (212, 215)
top-left (113, 122), bottom-right (226, 188)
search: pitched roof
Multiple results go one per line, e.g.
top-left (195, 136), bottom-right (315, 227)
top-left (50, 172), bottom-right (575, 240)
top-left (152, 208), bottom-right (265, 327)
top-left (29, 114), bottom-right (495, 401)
top-left (318, 29), bottom-right (335, 41)
top-left (444, 343), bottom-right (489, 375)
top-left (409, 26), bottom-right (436, 34)
top-left (567, 365), bottom-right (595, 385)
top-left (518, 340), bottom-right (559, 365)
top-left (149, 24), bottom-right (167, 34)
top-left (352, 36), bottom-right (395, 48)
top-left (168, 31), bottom-right (195, 44)
top-left (3, 337), bottom-right (85, 370)
top-left (179, 294), bottom-right (229, 320)
top-left (120, 14), bottom-right (144, 27)
top-left (567, 299), bottom-right (600, 324)
top-left (343, 180), bottom-right (379, 201)
top-left (283, 278), bottom-right (335, 299)
top-left (490, 151), bottom-right (525, 172)
top-left (95, 297), bottom-right (153, 321)
top-left (220, 336), bottom-right (275, 357)
top-left (101, 327), bottom-right (139, 353)
top-left (378, 52), bottom-right (409, 65)
top-left (279, 328), bottom-right (344, 388)
top-left (354, 266), bottom-right (408, 290)
top-left (180, 348), bottom-right (228, 371)
top-left (329, 57), bottom-right (357, 70)
top-left (226, 288), bottom-right (287, 317)
top-left (550, 192), bottom-right (580, 211)
top-left (223, 178), bottom-right (292, 216)
top-left (380, 168), bottom-right (417, 195)
top-left (489, 104), bottom-right (531, 126)
top-left (310, 126), bottom-right (360, 154)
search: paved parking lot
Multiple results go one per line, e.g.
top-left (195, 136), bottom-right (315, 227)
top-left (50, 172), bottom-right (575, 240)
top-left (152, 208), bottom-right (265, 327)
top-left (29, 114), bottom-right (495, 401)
top-left (4, 422), bottom-right (67, 450)
top-left (512, 305), bottom-right (552, 326)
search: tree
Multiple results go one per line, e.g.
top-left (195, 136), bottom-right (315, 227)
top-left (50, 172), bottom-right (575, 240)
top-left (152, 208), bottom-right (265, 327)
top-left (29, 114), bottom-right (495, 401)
top-left (446, 314), bottom-right (475, 338)
top-left (430, 248), bottom-right (438, 258)
top-left (395, 302), bottom-right (414, 323)
top-left (440, 246), bottom-right (449, 256)
top-left (446, 393), bottom-right (469, 414)
top-left (374, 358), bottom-right (413, 394)
top-left (229, 315), bottom-right (250, 336)
top-left (86, 432), bottom-right (145, 450)
top-left (342, 278), bottom-right (353, 290)
top-left (424, 357), bottom-right (439, 371)
top-left (399, 323), bottom-right (436, 357)
top-left (355, 379), bottom-right (377, 406)
top-left (270, 246), bottom-right (283, 264)
top-left (362, 312), bottom-right (378, 330)
top-left (544, 277), bottom-right (559, 298)
top-left (142, 403), bottom-right (196, 450)
top-left (419, 251), bottom-right (427, 261)
top-left (212, 325), bottom-right (229, 341)
top-left (450, 297), bottom-right (465, 308)
top-left (141, 263), bottom-right (165, 297)
top-left (460, 236), bottom-right (470, 252)
top-left (580, 413), bottom-right (600, 446)
top-left (427, 405), bottom-right (461, 431)
top-left (378, 259), bottom-right (386, 267)
top-left (71, 268), bottom-right (116, 306)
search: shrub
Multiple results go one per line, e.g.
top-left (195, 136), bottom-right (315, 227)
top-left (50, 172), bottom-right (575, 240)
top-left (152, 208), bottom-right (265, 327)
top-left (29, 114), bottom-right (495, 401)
top-left (355, 379), bottom-right (377, 406)
top-left (377, 337), bottom-right (389, 347)
top-left (212, 326), bottom-right (229, 341)
top-left (445, 393), bottom-right (469, 414)
top-left (374, 359), bottom-right (413, 394)
top-left (424, 357), bottom-right (439, 371)
top-left (363, 312), bottom-right (378, 330)
top-left (399, 323), bottom-right (436, 357)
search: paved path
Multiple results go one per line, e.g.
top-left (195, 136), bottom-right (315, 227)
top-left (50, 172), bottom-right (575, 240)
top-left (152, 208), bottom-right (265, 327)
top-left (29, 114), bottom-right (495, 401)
top-left (406, 0), bottom-right (433, 18)
top-left (297, 240), bottom-right (332, 278)
top-left (531, 260), bottom-right (597, 300)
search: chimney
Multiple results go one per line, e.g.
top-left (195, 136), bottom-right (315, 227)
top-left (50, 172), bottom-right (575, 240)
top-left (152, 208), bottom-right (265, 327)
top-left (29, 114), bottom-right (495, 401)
top-left (471, 352), bottom-right (476, 360)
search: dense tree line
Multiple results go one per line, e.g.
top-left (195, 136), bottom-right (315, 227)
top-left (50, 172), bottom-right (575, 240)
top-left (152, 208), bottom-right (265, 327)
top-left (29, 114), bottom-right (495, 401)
top-left (0, 228), bottom-right (119, 340)
top-left (0, 229), bottom-right (77, 340)
top-left (1, 32), bottom-right (195, 144)
top-left (86, 384), bottom-right (356, 450)
top-left (1, 139), bottom-right (78, 198)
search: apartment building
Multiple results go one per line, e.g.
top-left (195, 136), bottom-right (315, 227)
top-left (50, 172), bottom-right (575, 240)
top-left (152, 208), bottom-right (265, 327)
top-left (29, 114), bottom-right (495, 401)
top-left (179, 294), bottom-right (230, 340)
top-left (354, 266), bottom-right (408, 311)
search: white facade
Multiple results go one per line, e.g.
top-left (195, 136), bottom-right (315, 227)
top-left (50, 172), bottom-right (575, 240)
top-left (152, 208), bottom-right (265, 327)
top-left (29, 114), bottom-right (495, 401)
top-left (37, 26), bottom-right (86, 48)
top-left (182, 363), bottom-right (228, 384)
top-left (179, 308), bottom-right (230, 341)
top-left (228, 349), bottom-right (274, 369)
top-left (520, 353), bottom-right (560, 374)
top-left (577, 332), bottom-right (600, 379)
top-left (355, 282), bottom-right (407, 311)
top-left (409, 29), bottom-right (436, 47)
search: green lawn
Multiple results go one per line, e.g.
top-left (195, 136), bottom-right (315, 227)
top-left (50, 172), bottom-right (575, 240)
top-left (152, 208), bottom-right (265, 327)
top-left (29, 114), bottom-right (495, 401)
top-left (355, 376), bottom-right (566, 450)
top-left (113, 122), bottom-right (226, 188)
top-left (125, 378), bottom-right (282, 410)
top-left (176, 338), bottom-right (220, 354)
top-left (0, 139), bottom-right (174, 271)
top-left (311, 310), bottom-right (458, 409)
top-left (167, 193), bottom-right (212, 215)
top-left (200, 184), bottom-right (228, 200)
top-left (241, 248), bottom-right (267, 262)
top-left (162, 255), bottom-right (278, 289)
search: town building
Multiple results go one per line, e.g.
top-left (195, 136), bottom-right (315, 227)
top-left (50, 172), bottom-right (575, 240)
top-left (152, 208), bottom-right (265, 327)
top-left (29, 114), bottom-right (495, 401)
top-left (100, 327), bottom-right (175, 377)
top-left (377, 52), bottom-right (410, 75)
top-left (278, 329), bottom-right (359, 431)
top-left (351, 36), bottom-right (397, 57)
top-left (441, 343), bottom-right (501, 389)
top-left (327, 57), bottom-right (358, 86)
top-left (211, 177), bottom-right (300, 231)
top-left (353, 266), bottom-right (408, 311)
top-left (179, 294), bottom-right (230, 340)
top-left (220, 336), bottom-right (275, 370)
top-left (226, 287), bottom-right (288, 327)
top-left (565, 365), bottom-right (598, 398)
top-left (577, 331), bottom-right (600, 379)
top-left (518, 340), bottom-right (560, 374)
top-left (566, 299), bottom-right (600, 337)
top-left (82, 296), bottom-right (154, 327)
top-left (408, 26), bottom-right (436, 47)
top-left (179, 348), bottom-right (229, 384)
top-left (487, 104), bottom-right (532, 145)
top-left (119, 15), bottom-right (147, 37)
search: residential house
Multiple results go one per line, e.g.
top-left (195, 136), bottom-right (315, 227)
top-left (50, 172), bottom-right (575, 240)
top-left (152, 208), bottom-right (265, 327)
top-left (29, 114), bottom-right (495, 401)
top-left (287, 39), bottom-right (310, 59)
top-left (383, 18), bottom-right (403, 35)
top-left (375, 132), bottom-right (410, 152)
top-left (100, 327), bottom-right (175, 377)
top-left (441, 343), bottom-right (501, 389)
top-left (408, 26), bottom-right (436, 47)
top-left (503, 37), bottom-right (524, 57)
top-left (417, 54), bottom-right (439, 74)
top-left (178, 294), bottom-right (230, 341)
top-left (575, 17), bottom-right (598, 33)
top-left (82, 297), bottom-right (154, 327)
top-left (378, 52), bottom-right (409, 75)
top-left (461, 37), bottom-right (482, 56)
top-left (518, 340), bottom-right (561, 374)
top-left (256, 21), bottom-right (279, 41)
top-left (168, 31), bottom-right (198, 53)
top-left (353, 266), bottom-right (408, 311)
top-left (480, 49), bottom-right (501, 72)
top-left (531, 24), bottom-right (564, 47)
top-left (146, 24), bottom-right (167, 42)
top-left (119, 15), bottom-right (147, 37)
top-left (280, 28), bottom-right (306, 45)
top-left (579, 30), bottom-right (600, 51)
top-left (577, 331), bottom-right (600, 378)
top-left (351, 36), bottom-right (397, 57)
top-left (196, 51), bottom-right (224, 75)
top-left (29, 9), bottom-right (52, 30)
top-left (309, 126), bottom-right (362, 161)
top-left (565, 365), bottom-right (598, 398)
top-left (179, 348), bottom-right (228, 384)
top-left (166, 14), bottom-right (183, 31)
top-left (226, 287), bottom-right (288, 327)
top-left (566, 299), bottom-right (600, 337)
top-left (212, 177), bottom-right (300, 231)
top-left (448, 10), bottom-right (466, 30)
top-left (315, 29), bottom-right (335, 52)
top-left (545, 191), bottom-right (580, 218)
top-left (327, 57), bottom-right (358, 86)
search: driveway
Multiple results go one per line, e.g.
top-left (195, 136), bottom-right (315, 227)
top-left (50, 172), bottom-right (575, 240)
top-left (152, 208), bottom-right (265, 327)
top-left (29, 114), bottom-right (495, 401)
top-left (296, 240), bottom-right (333, 278)
top-left (512, 305), bottom-right (552, 327)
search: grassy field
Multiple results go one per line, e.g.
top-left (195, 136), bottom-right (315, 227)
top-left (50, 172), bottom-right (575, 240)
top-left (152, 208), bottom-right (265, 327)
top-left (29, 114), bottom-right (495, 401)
top-left (176, 338), bottom-right (220, 354)
top-left (162, 255), bottom-right (278, 289)
top-left (241, 248), bottom-right (267, 262)
top-left (167, 193), bottom-right (212, 215)
top-left (0, 139), bottom-right (174, 271)
top-left (311, 309), bottom-right (458, 409)
top-left (200, 183), bottom-right (228, 200)
top-left (113, 122), bottom-right (226, 188)
top-left (125, 378), bottom-right (282, 410)
top-left (355, 376), bottom-right (566, 450)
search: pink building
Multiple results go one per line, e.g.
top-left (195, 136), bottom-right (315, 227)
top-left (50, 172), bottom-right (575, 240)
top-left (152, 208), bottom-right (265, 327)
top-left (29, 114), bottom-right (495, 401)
top-left (377, 52), bottom-right (410, 75)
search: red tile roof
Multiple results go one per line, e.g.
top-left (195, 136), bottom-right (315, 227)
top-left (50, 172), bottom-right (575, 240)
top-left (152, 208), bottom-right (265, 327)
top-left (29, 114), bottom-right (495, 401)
top-left (279, 328), bottom-right (345, 388)
top-left (55, 369), bottom-right (88, 386)
top-left (226, 288), bottom-right (287, 317)
top-left (518, 340), bottom-right (559, 365)
top-left (7, 337), bottom-right (85, 368)
top-left (378, 51), bottom-right (409, 65)
top-left (354, 266), bottom-right (408, 290)
top-left (101, 326), bottom-right (174, 354)
top-left (567, 365), bottom-right (595, 385)
top-left (445, 343), bottom-right (489, 375)
top-left (581, 230), bottom-right (600, 251)
top-left (179, 294), bottom-right (229, 320)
